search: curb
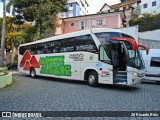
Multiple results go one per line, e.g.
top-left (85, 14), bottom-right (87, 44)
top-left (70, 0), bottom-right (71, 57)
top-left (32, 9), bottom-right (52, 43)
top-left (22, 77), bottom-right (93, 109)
top-left (0, 72), bottom-right (12, 89)
top-left (0, 67), bottom-right (8, 72)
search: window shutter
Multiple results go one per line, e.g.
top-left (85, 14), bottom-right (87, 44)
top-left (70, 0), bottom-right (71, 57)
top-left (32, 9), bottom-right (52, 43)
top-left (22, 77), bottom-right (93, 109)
top-left (92, 20), bottom-right (96, 26)
top-left (86, 20), bottom-right (91, 29)
top-left (103, 19), bottom-right (106, 25)
top-left (77, 21), bottom-right (81, 30)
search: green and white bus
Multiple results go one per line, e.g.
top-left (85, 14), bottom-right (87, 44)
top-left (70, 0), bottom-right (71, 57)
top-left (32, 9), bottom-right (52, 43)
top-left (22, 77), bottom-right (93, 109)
top-left (18, 28), bottom-right (148, 87)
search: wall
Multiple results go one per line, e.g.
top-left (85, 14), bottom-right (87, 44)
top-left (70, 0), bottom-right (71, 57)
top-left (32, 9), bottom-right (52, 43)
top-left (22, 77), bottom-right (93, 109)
top-left (118, 25), bottom-right (139, 42)
top-left (62, 14), bottom-right (120, 34)
top-left (139, 29), bottom-right (160, 49)
top-left (139, 29), bottom-right (160, 41)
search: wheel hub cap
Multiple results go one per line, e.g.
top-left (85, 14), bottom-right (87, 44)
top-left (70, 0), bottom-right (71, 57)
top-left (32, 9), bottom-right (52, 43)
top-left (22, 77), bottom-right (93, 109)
top-left (89, 75), bottom-right (95, 83)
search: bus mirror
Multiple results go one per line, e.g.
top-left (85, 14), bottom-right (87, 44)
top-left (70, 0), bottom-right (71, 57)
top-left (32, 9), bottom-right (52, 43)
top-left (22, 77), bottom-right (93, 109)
top-left (138, 44), bottom-right (149, 55)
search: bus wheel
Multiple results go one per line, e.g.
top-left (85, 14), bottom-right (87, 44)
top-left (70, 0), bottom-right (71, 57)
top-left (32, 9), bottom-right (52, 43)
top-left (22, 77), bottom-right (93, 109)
top-left (87, 71), bottom-right (98, 87)
top-left (30, 68), bottom-right (36, 78)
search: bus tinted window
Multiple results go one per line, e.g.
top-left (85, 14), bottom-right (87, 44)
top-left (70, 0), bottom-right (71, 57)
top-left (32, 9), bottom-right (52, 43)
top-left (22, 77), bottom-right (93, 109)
top-left (60, 38), bottom-right (75, 52)
top-left (95, 32), bottom-right (121, 44)
top-left (46, 41), bottom-right (60, 53)
top-left (37, 43), bottom-right (46, 54)
top-left (150, 57), bottom-right (160, 67)
top-left (30, 45), bottom-right (37, 55)
top-left (76, 35), bottom-right (97, 52)
top-left (19, 46), bottom-right (30, 55)
top-left (19, 46), bottom-right (26, 55)
top-left (121, 33), bottom-right (134, 39)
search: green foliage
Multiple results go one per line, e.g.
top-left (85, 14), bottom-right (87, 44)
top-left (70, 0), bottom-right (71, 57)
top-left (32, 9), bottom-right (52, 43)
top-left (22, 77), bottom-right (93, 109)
top-left (23, 26), bottom-right (37, 43)
top-left (7, 0), bottom-right (68, 39)
top-left (0, 17), bottom-right (32, 49)
top-left (129, 13), bottom-right (160, 32)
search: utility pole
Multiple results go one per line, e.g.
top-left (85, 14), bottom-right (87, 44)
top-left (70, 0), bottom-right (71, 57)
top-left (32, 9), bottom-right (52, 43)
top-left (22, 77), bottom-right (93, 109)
top-left (0, 0), bottom-right (6, 66)
top-left (19, 25), bottom-right (22, 46)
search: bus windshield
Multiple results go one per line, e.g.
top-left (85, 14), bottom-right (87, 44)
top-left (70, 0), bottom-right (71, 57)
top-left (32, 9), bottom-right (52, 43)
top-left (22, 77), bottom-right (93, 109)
top-left (125, 42), bottom-right (144, 69)
top-left (95, 32), bottom-right (144, 69)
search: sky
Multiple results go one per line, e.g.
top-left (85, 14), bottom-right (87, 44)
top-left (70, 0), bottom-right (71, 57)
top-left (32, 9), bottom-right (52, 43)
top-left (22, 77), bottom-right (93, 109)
top-left (0, 0), bottom-right (10, 18)
top-left (0, 0), bottom-right (120, 18)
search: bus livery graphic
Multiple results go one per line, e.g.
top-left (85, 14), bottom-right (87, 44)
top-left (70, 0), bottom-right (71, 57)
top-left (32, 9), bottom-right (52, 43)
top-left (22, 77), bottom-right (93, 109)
top-left (20, 50), bottom-right (40, 70)
top-left (20, 50), bottom-right (31, 67)
top-left (39, 56), bottom-right (71, 76)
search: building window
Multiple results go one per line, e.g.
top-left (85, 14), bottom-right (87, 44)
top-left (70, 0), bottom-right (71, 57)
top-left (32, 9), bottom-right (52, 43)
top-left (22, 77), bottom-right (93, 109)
top-left (114, 9), bottom-right (119, 12)
top-left (93, 19), bottom-right (106, 26)
top-left (81, 21), bottom-right (85, 30)
top-left (96, 19), bottom-right (103, 26)
top-left (70, 4), bottom-right (73, 7)
top-left (144, 3), bottom-right (148, 8)
top-left (70, 22), bottom-right (74, 27)
top-left (69, 11), bottom-right (73, 17)
top-left (152, 1), bottom-right (156, 6)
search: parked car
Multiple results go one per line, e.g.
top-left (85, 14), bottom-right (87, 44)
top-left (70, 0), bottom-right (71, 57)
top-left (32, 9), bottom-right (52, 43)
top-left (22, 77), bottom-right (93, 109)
top-left (7, 63), bottom-right (18, 70)
top-left (141, 49), bottom-right (160, 84)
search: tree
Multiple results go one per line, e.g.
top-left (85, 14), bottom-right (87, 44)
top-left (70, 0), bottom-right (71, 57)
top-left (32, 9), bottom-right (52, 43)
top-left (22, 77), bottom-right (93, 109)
top-left (129, 13), bottom-right (160, 32)
top-left (0, 17), bottom-right (32, 63)
top-left (0, 0), bottom-right (6, 66)
top-left (120, 0), bottom-right (127, 2)
top-left (7, 0), bottom-right (68, 39)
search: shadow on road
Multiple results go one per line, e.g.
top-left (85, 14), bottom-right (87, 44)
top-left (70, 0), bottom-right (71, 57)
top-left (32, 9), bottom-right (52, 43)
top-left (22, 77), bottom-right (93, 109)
top-left (17, 74), bottom-right (140, 92)
top-left (99, 84), bottom-right (140, 92)
top-left (141, 81), bottom-right (160, 85)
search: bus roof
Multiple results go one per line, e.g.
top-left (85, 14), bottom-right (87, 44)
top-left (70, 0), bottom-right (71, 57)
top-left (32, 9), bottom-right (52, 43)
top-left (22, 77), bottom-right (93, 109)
top-left (20, 28), bottom-right (122, 47)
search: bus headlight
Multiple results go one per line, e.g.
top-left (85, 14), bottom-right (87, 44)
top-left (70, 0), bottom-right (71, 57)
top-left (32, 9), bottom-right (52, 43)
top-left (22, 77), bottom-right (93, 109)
top-left (133, 72), bottom-right (138, 76)
top-left (137, 73), bottom-right (145, 77)
top-left (130, 71), bottom-right (144, 77)
top-left (130, 71), bottom-right (138, 76)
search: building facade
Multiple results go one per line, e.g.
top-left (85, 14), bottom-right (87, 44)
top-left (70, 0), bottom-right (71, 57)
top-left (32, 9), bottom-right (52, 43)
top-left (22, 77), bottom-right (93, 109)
top-left (59, 0), bottom-right (89, 18)
top-left (55, 12), bottom-right (123, 35)
top-left (135, 0), bottom-right (160, 14)
top-left (99, 0), bottom-right (140, 26)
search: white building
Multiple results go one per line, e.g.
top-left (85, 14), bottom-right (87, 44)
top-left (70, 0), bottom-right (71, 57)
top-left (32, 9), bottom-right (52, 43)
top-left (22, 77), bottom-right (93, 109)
top-left (60, 0), bottom-right (89, 18)
top-left (135, 0), bottom-right (160, 14)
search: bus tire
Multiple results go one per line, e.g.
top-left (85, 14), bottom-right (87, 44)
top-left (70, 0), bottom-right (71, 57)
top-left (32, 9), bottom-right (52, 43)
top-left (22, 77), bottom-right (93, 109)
top-left (30, 68), bottom-right (36, 78)
top-left (87, 71), bottom-right (98, 87)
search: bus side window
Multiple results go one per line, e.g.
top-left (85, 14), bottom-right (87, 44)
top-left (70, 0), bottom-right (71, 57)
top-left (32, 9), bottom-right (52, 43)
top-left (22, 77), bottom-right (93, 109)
top-left (121, 33), bottom-right (134, 39)
top-left (19, 46), bottom-right (26, 55)
top-left (37, 43), bottom-right (46, 54)
top-left (30, 45), bottom-right (37, 55)
top-left (150, 57), bottom-right (160, 67)
top-left (46, 41), bottom-right (60, 53)
top-left (60, 38), bottom-right (75, 52)
top-left (76, 35), bottom-right (97, 52)
top-left (53, 42), bottom-right (60, 53)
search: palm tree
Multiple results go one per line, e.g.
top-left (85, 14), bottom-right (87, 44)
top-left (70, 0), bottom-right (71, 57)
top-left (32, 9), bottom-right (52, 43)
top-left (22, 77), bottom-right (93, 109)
top-left (0, 0), bottom-right (6, 66)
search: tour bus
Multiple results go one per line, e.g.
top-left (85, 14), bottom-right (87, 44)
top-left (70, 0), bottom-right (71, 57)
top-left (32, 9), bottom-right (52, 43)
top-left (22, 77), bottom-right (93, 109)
top-left (141, 49), bottom-right (160, 83)
top-left (18, 28), bottom-right (148, 87)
